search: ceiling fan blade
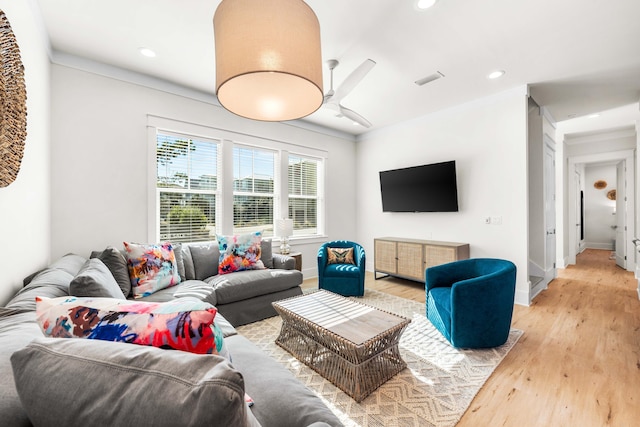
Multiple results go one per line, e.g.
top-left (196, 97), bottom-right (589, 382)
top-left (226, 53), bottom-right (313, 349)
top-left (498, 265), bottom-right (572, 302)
top-left (332, 59), bottom-right (376, 102)
top-left (340, 105), bottom-right (372, 128)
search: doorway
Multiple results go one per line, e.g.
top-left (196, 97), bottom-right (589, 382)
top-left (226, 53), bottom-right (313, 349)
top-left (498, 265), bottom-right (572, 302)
top-left (567, 150), bottom-right (635, 271)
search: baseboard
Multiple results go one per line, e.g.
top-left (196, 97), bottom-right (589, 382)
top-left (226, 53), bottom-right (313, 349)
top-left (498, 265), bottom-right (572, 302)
top-left (585, 242), bottom-right (614, 250)
top-left (515, 288), bottom-right (530, 307)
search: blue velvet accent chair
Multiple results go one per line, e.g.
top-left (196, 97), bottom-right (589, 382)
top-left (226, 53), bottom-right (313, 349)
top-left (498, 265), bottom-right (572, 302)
top-left (425, 258), bottom-right (517, 349)
top-left (317, 241), bottom-right (366, 297)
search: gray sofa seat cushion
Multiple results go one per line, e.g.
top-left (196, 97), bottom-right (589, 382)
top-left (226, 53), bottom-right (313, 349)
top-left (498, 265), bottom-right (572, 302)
top-left (69, 258), bottom-right (127, 299)
top-left (134, 280), bottom-right (218, 306)
top-left (11, 338), bottom-right (260, 427)
top-left (134, 284), bottom-right (181, 302)
top-left (226, 335), bottom-right (343, 427)
top-left (172, 279), bottom-right (218, 306)
top-left (207, 269), bottom-right (303, 305)
top-left (0, 310), bottom-right (42, 427)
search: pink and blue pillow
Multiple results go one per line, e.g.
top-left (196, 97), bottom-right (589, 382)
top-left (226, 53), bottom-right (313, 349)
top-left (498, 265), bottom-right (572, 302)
top-left (35, 296), bottom-right (227, 356)
top-left (124, 241), bottom-right (181, 298)
top-left (217, 232), bottom-right (265, 275)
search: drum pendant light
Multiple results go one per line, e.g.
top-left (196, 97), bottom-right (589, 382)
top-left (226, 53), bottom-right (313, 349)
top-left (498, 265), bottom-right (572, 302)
top-left (213, 0), bottom-right (323, 122)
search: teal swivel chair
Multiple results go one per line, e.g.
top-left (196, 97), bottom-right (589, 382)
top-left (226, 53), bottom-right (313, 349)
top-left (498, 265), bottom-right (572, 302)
top-left (317, 240), bottom-right (366, 297)
top-left (425, 258), bottom-right (517, 348)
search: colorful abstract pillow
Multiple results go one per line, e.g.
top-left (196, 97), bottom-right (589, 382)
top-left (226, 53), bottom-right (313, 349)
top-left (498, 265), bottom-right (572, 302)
top-left (35, 296), bottom-right (227, 356)
top-left (217, 232), bottom-right (265, 275)
top-left (327, 247), bottom-right (356, 265)
top-left (124, 242), bottom-right (181, 298)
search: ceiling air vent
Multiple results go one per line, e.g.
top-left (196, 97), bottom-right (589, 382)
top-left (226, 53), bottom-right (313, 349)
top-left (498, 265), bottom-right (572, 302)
top-left (415, 71), bottom-right (444, 86)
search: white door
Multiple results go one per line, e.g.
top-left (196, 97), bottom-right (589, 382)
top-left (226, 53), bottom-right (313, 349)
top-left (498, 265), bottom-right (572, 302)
top-left (615, 161), bottom-right (626, 268)
top-left (544, 143), bottom-right (556, 277)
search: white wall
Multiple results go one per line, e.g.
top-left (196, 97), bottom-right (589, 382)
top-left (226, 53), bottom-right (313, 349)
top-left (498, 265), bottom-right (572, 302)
top-left (584, 164), bottom-right (616, 249)
top-left (356, 87), bottom-right (531, 304)
top-left (0, 1), bottom-right (51, 305)
top-left (50, 63), bottom-right (357, 278)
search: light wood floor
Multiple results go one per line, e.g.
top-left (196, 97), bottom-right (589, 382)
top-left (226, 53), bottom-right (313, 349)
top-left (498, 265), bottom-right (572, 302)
top-left (303, 249), bottom-right (640, 426)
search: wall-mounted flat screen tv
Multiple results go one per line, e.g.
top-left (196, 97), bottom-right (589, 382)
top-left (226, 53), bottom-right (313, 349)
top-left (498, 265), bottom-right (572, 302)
top-left (379, 160), bottom-right (459, 212)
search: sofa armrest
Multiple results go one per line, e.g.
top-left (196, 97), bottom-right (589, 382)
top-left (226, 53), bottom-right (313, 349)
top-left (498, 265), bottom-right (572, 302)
top-left (272, 253), bottom-right (295, 270)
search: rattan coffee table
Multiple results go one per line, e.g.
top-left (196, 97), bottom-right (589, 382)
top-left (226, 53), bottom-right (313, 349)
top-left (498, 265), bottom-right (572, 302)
top-left (272, 290), bottom-right (411, 402)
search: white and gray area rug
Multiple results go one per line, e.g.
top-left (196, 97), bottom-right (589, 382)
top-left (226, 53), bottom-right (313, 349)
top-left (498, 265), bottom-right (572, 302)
top-left (237, 289), bottom-right (523, 427)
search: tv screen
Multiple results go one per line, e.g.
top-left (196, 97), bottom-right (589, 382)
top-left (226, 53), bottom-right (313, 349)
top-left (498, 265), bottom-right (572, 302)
top-left (379, 161), bottom-right (459, 212)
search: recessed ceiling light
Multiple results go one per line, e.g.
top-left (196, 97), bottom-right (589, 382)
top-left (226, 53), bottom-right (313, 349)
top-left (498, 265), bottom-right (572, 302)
top-left (416, 0), bottom-right (438, 10)
top-left (138, 47), bottom-right (156, 58)
top-left (588, 113), bottom-right (601, 118)
top-left (487, 70), bottom-right (505, 79)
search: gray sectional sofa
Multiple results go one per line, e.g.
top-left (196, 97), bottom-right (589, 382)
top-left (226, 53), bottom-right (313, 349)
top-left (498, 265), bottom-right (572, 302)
top-left (93, 239), bottom-right (305, 326)
top-left (0, 245), bottom-right (343, 427)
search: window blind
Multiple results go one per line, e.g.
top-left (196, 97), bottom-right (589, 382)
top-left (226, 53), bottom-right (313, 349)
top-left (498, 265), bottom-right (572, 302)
top-left (288, 155), bottom-right (319, 236)
top-left (157, 133), bottom-right (219, 243)
top-left (233, 146), bottom-right (275, 236)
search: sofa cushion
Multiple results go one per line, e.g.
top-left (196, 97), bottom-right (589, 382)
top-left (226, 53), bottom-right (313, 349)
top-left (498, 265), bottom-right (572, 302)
top-left (207, 269), bottom-right (303, 305)
top-left (218, 232), bottom-right (265, 274)
top-left (0, 310), bottom-right (43, 427)
top-left (92, 246), bottom-right (131, 298)
top-left (172, 279), bottom-right (218, 306)
top-left (69, 258), bottom-right (127, 299)
top-left (124, 242), bottom-right (181, 298)
top-left (188, 241), bottom-right (220, 280)
top-left (11, 338), bottom-right (259, 427)
top-left (36, 296), bottom-right (225, 355)
top-left (5, 254), bottom-right (86, 311)
top-left (226, 334), bottom-right (343, 427)
top-left (261, 238), bottom-right (273, 269)
top-left (46, 253), bottom-right (88, 276)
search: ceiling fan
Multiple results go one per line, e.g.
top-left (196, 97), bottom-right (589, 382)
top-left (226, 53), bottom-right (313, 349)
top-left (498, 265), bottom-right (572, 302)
top-left (323, 58), bottom-right (376, 128)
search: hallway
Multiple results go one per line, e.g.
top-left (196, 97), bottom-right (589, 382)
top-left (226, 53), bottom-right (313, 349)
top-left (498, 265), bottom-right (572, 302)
top-left (458, 248), bottom-right (640, 426)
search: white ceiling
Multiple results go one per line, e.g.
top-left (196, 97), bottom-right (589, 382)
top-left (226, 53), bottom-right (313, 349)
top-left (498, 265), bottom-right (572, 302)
top-left (35, 0), bottom-right (640, 137)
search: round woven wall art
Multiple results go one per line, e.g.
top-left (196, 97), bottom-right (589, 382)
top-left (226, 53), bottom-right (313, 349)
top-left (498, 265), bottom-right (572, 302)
top-left (607, 189), bottom-right (616, 201)
top-left (593, 180), bottom-right (607, 189)
top-left (0, 9), bottom-right (27, 188)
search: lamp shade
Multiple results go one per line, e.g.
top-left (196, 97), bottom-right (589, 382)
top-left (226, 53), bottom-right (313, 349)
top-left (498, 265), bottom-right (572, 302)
top-left (275, 218), bottom-right (294, 238)
top-left (213, 0), bottom-right (324, 122)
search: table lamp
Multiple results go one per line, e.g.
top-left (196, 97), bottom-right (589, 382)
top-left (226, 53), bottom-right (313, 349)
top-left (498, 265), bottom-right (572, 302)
top-left (275, 218), bottom-right (293, 254)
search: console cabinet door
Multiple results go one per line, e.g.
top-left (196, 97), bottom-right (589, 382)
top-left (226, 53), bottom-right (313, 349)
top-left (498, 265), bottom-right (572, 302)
top-left (424, 244), bottom-right (456, 268)
top-left (374, 239), bottom-right (397, 274)
top-left (396, 242), bottom-right (424, 281)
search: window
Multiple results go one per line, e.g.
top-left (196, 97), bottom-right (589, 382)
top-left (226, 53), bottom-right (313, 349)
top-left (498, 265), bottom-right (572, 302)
top-left (288, 155), bottom-right (320, 236)
top-left (233, 146), bottom-right (275, 236)
top-left (151, 116), bottom-right (326, 243)
top-left (156, 133), bottom-right (219, 243)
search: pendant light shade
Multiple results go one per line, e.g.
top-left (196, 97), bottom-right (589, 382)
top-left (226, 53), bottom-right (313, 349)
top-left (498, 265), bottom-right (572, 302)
top-left (213, 0), bottom-right (323, 122)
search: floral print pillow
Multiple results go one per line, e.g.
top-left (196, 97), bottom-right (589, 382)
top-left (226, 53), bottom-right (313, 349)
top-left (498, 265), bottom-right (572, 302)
top-left (124, 242), bottom-right (181, 298)
top-left (36, 296), bottom-right (228, 356)
top-left (217, 232), bottom-right (265, 275)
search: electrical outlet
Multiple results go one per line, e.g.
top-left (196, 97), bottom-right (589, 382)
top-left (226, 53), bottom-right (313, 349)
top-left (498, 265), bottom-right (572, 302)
top-left (484, 217), bottom-right (491, 224)
top-left (491, 216), bottom-right (502, 225)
